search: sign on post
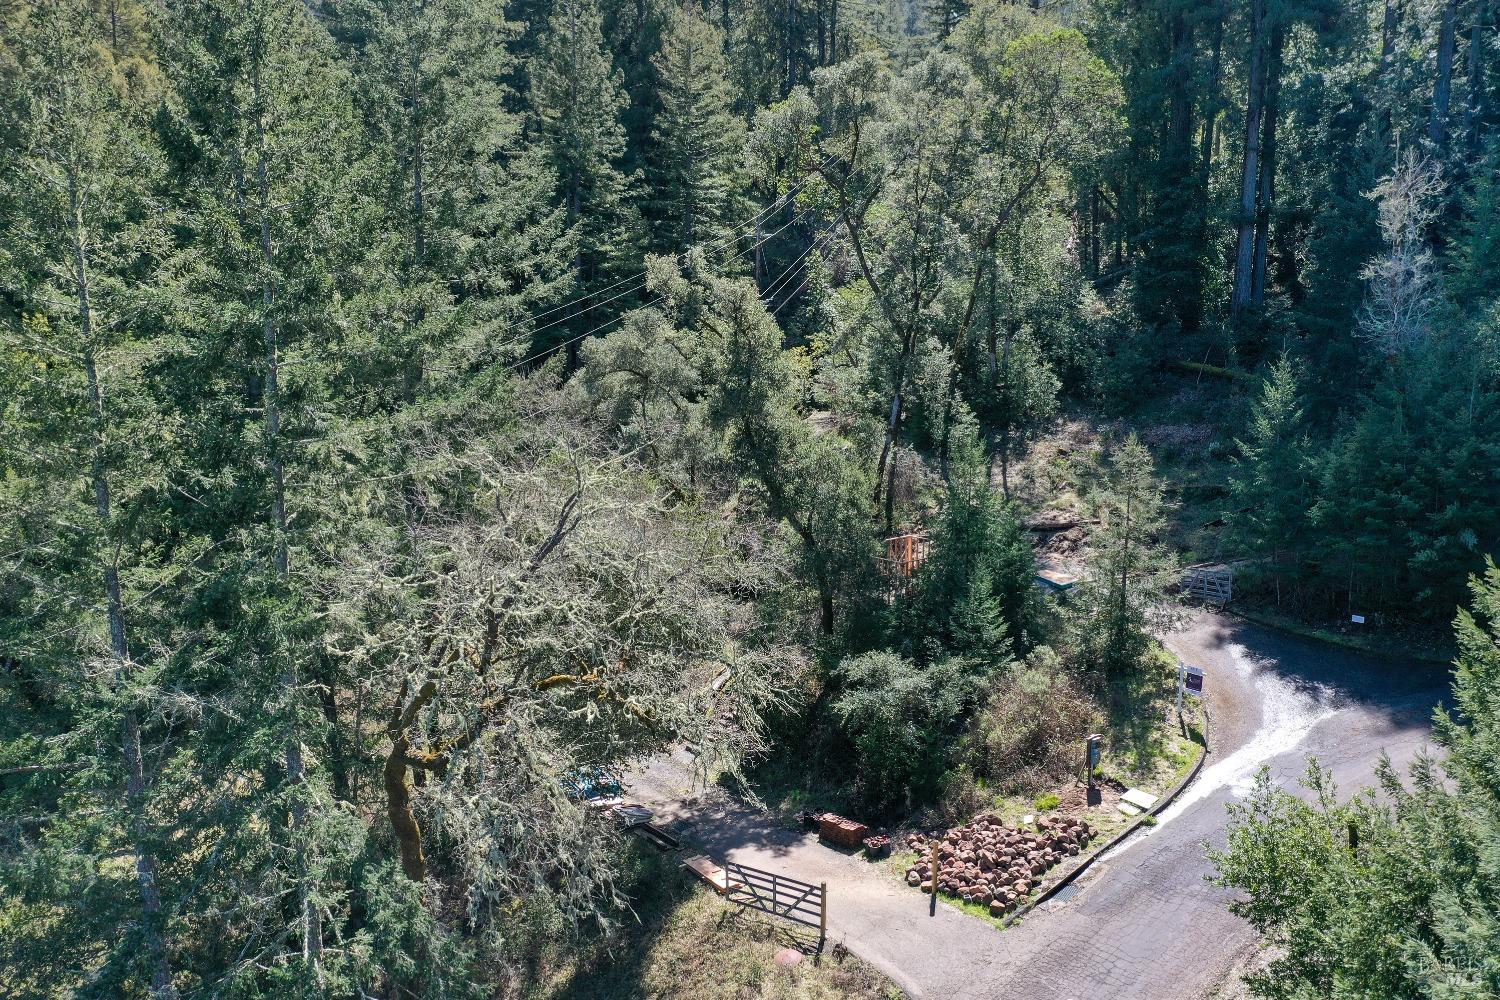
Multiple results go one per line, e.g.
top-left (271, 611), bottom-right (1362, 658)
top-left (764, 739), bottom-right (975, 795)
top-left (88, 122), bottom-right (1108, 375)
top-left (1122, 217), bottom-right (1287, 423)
top-left (1176, 662), bottom-right (1204, 725)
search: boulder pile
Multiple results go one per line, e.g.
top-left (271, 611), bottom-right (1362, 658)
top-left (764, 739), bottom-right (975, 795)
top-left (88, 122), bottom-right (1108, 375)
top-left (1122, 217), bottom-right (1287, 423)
top-left (903, 815), bottom-right (1093, 917)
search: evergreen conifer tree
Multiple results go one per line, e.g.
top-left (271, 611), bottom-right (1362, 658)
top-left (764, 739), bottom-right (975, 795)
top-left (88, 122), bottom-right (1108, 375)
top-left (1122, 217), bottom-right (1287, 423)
top-left (0, 2), bottom-right (178, 992)
top-left (966, 212), bottom-right (1065, 498)
top-left (530, 0), bottom-right (641, 365)
top-left (1312, 332), bottom-right (1500, 615)
top-left (649, 2), bottom-right (745, 252)
top-left (337, 0), bottom-right (571, 401)
top-left (1069, 435), bottom-right (1177, 676)
top-left (1451, 150), bottom-right (1500, 310)
top-left (598, 0), bottom-right (671, 178)
top-left (1230, 356), bottom-right (1311, 602)
top-left (154, 0), bottom-right (375, 983)
top-left (911, 410), bottom-right (1034, 664)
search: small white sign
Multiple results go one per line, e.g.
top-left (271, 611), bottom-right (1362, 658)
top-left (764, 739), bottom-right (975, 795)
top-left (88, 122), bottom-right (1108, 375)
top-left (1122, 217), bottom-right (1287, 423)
top-left (1351, 614), bottom-right (1366, 625)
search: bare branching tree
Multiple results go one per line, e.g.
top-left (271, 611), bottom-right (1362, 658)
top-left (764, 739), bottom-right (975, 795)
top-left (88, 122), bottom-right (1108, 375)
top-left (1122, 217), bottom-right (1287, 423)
top-left (1359, 150), bottom-right (1445, 356)
top-left (325, 395), bottom-right (794, 929)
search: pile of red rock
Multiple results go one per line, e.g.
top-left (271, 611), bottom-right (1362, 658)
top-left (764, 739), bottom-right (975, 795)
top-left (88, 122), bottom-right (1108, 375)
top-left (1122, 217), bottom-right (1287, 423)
top-left (903, 815), bottom-right (1093, 917)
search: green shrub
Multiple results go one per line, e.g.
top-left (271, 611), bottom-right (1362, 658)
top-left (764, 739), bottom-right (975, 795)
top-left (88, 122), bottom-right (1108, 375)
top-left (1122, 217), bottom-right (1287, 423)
top-left (832, 651), bottom-right (988, 812)
top-left (931, 770), bottom-right (991, 827)
top-left (1034, 792), bottom-right (1061, 812)
top-left (977, 646), bottom-right (1099, 794)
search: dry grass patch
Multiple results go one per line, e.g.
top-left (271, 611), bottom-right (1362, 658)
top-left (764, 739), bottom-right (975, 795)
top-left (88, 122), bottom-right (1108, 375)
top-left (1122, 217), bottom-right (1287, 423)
top-left (538, 850), bottom-right (903, 1000)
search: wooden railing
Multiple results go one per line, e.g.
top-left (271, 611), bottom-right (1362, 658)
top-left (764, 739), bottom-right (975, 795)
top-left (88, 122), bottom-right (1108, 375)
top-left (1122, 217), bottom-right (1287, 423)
top-left (877, 532), bottom-right (931, 596)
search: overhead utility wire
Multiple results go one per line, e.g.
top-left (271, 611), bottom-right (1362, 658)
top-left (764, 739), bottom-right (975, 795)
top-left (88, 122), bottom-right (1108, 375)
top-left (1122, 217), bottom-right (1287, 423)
top-left (504, 206), bottom-right (846, 373)
top-left (499, 202), bottom-right (819, 365)
top-left (514, 152), bottom-right (839, 333)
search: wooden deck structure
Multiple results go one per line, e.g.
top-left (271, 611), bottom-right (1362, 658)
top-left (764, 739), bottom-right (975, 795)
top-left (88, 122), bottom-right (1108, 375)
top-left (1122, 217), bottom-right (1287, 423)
top-left (878, 532), bottom-right (931, 595)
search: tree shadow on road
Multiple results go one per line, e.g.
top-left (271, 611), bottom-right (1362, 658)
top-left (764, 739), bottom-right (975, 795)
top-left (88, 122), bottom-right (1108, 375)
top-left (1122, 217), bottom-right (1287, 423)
top-left (1198, 613), bottom-right (1451, 727)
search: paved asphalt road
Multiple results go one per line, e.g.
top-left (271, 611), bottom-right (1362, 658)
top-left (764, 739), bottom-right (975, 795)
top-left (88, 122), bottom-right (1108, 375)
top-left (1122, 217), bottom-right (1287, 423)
top-left (627, 610), bottom-right (1451, 1000)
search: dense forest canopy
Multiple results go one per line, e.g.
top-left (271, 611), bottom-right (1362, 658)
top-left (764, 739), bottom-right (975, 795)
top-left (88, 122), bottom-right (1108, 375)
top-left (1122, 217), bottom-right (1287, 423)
top-left (1, 0), bottom-right (1496, 996)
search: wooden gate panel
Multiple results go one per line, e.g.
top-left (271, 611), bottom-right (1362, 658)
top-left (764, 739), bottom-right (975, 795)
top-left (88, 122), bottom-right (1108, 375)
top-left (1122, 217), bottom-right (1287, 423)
top-left (1182, 566), bottom-right (1233, 604)
top-left (684, 856), bottom-right (828, 946)
top-left (722, 861), bottom-right (825, 930)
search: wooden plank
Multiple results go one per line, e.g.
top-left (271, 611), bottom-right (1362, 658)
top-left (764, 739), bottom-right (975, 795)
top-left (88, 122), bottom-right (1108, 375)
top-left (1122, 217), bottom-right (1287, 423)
top-left (633, 822), bottom-right (681, 851)
top-left (683, 855), bottom-right (744, 894)
top-left (779, 881), bottom-right (821, 919)
top-left (819, 881), bottom-right (827, 941)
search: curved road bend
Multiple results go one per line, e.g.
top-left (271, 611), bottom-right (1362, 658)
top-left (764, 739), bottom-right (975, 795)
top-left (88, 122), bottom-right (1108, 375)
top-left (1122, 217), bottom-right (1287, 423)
top-left (627, 610), bottom-right (1450, 1000)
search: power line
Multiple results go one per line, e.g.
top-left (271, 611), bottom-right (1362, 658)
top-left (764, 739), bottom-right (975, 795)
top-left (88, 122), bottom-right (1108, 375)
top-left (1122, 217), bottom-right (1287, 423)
top-left (284, 202), bottom-right (810, 449)
top-left (759, 226), bottom-right (838, 308)
top-left (512, 153), bottom-right (838, 334)
top-left (511, 199), bottom-right (815, 350)
top-left (503, 297), bottom-right (663, 372)
top-left (523, 274), bottom-right (649, 343)
top-left (499, 203), bottom-right (818, 365)
top-left (769, 256), bottom-right (823, 318)
top-left (506, 210), bottom-right (846, 373)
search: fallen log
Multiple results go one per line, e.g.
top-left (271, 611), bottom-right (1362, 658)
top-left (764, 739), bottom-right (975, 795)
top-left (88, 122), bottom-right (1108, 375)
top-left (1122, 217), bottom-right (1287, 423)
top-left (1166, 360), bottom-right (1255, 384)
top-left (1025, 513), bottom-right (1097, 533)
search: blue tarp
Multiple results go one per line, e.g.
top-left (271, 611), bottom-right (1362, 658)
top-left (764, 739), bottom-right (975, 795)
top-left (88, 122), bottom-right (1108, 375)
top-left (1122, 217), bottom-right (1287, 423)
top-left (563, 766), bottom-right (623, 801)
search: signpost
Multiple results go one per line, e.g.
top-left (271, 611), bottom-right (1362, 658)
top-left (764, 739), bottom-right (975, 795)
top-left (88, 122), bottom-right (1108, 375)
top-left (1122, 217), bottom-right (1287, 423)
top-left (929, 839), bottom-right (939, 916)
top-left (1176, 662), bottom-right (1205, 731)
top-left (1085, 734), bottom-right (1102, 806)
